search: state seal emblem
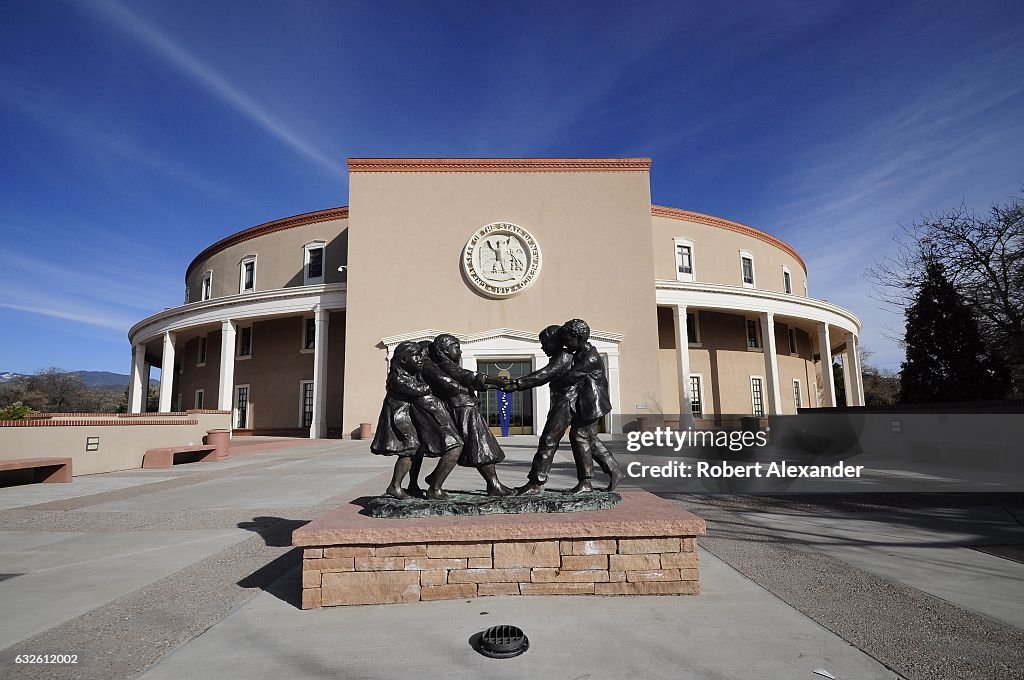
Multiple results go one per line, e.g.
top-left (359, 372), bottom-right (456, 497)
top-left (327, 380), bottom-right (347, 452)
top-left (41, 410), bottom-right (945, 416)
top-left (461, 223), bottom-right (542, 298)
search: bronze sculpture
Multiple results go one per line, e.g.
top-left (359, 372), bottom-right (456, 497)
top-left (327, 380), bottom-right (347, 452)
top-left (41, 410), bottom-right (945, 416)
top-left (369, 341), bottom-right (462, 498)
top-left (371, 319), bottom-right (619, 503)
top-left (510, 319), bottom-right (623, 494)
top-left (421, 334), bottom-right (515, 497)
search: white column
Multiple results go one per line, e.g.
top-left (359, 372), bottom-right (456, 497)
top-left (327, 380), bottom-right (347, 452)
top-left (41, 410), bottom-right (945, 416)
top-left (605, 351), bottom-right (622, 434)
top-left (129, 343), bottom-right (146, 414)
top-left (844, 332), bottom-right (864, 406)
top-left (310, 307), bottom-right (330, 438)
top-left (817, 323), bottom-right (836, 407)
top-left (218, 321), bottom-right (236, 411)
top-left (760, 312), bottom-right (783, 415)
top-left (673, 305), bottom-right (694, 428)
top-left (158, 331), bottom-right (176, 413)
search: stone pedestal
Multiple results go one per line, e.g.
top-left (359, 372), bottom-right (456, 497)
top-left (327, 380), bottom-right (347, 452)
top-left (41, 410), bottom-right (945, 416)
top-left (292, 490), bottom-right (705, 608)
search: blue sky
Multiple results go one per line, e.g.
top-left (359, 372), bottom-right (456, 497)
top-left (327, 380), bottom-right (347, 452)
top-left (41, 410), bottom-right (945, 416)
top-left (1, 0), bottom-right (1022, 376)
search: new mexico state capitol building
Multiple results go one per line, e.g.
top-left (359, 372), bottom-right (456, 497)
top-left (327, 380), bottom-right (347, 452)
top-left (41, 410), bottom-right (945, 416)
top-left (127, 158), bottom-right (864, 438)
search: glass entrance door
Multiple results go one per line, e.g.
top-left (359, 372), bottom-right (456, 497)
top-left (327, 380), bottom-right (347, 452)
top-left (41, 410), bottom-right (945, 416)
top-left (477, 360), bottom-right (534, 435)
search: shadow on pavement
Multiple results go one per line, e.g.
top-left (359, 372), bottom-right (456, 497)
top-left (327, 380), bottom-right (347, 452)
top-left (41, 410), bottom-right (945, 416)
top-left (236, 516), bottom-right (311, 608)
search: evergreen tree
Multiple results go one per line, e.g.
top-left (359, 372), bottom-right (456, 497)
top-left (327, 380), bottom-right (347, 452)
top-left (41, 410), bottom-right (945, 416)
top-left (900, 258), bottom-right (1010, 403)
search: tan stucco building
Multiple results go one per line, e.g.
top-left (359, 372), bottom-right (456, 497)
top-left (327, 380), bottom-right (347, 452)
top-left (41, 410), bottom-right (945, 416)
top-left (128, 158), bottom-right (863, 437)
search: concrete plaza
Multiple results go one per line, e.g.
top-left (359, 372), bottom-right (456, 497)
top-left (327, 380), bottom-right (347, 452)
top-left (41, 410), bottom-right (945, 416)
top-left (0, 437), bottom-right (1021, 679)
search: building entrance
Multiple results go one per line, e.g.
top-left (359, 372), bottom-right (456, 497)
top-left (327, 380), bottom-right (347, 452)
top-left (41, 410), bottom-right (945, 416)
top-left (476, 360), bottom-right (534, 435)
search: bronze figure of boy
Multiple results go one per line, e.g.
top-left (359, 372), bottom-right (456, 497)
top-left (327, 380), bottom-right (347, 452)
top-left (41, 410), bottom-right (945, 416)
top-left (510, 319), bottom-right (623, 494)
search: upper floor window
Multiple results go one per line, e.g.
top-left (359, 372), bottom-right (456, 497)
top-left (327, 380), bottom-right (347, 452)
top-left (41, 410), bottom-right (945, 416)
top-left (304, 241), bottom-right (326, 285)
top-left (237, 325), bottom-right (253, 358)
top-left (201, 271), bottom-right (213, 301)
top-left (783, 267), bottom-right (793, 294)
top-left (788, 327), bottom-right (798, 355)
top-left (740, 252), bottom-right (755, 288)
top-left (674, 238), bottom-right (695, 282)
top-left (240, 256), bottom-right (256, 293)
top-left (197, 334), bottom-right (208, 366)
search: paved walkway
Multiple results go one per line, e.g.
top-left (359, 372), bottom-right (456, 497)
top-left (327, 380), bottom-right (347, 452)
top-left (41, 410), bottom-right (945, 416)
top-left (0, 437), bottom-right (1020, 679)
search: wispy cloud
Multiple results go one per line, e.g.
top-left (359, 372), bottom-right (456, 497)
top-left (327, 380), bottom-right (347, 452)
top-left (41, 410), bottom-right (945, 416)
top-left (0, 83), bottom-right (242, 204)
top-left (0, 249), bottom-right (178, 313)
top-left (0, 301), bottom-right (136, 333)
top-left (78, 0), bottom-right (343, 177)
top-left (754, 33), bottom-right (1024, 370)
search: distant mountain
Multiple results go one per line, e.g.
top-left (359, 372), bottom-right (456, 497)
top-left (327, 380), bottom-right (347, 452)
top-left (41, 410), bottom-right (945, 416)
top-left (0, 371), bottom-right (158, 389)
top-left (74, 371), bottom-right (132, 389)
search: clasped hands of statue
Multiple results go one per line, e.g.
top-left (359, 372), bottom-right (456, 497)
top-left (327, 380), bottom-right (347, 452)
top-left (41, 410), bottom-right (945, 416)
top-left (485, 376), bottom-right (524, 392)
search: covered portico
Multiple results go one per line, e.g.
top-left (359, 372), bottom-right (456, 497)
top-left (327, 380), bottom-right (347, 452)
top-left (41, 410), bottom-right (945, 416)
top-left (128, 284), bottom-right (346, 438)
top-left (656, 280), bottom-right (863, 425)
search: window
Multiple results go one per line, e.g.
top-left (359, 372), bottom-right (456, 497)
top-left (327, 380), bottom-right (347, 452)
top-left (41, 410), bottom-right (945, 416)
top-left (237, 326), bottom-right (253, 358)
top-left (751, 377), bottom-right (765, 417)
top-left (689, 375), bottom-right (703, 418)
top-left (793, 379), bottom-right (802, 410)
top-left (746, 318), bottom-right (762, 349)
top-left (240, 256), bottom-right (256, 293)
top-left (235, 385), bottom-right (250, 429)
top-left (788, 328), bottom-right (798, 355)
top-left (302, 317), bottom-right (316, 352)
top-left (304, 241), bottom-right (326, 284)
top-left (197, 334), bottom-right (207, 366)
top-left (674, 238), bottom-right (695, 282)
top-left (783, 267), bottom-right (793, 294)
top-left (194, 389), bottom-right (205, 410)
top-left (201, 271), bottom-right (213, 301)
top-left (175, 393), bottom-right (182, 412)
top-left (740, 252), bottom-right (755, 287)
top-left (686, 311), bottom-right (701, 346)
top-left (300, 380), bottom-right (314, 428)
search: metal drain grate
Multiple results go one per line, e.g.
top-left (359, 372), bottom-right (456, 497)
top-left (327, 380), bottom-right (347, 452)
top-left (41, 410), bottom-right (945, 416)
top-left (477, 624), bottom-right (529, 659)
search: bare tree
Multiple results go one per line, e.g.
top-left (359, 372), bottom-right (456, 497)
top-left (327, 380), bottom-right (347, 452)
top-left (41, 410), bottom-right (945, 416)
top-left (867, 192), bottom-right (1024, 396)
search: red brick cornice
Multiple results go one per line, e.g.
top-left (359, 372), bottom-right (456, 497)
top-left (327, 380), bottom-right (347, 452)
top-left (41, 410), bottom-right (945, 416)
top-left (651, 205), bottom-right (806, 272)
top-left (187, 207), bottom-right (349, 278)
top-left (347, 158), bottom-right (652, 173)
top-left (0, 418), bottom-right (199, 427)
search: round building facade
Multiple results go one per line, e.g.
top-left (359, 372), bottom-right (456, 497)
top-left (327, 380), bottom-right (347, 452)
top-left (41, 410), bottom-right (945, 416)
top-left (128, 158), bottom-right (862, 437)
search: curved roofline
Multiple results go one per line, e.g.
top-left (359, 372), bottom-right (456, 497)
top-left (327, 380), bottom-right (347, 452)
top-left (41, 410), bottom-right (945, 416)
top-left (651, 205), bottom-right (807, 273)
top-left (185, 203), bottom-right (806, 280)
top-left (185, 206), bottom-right (349, 279)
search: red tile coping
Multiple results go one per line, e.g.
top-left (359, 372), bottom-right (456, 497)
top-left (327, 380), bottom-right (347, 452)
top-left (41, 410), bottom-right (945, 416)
top-left (293, 491), bottom-right (705, 547)
top-left (0, 419), bottom-right (199, 427)
top-left (7, 411), bottom-right (225, 418)
top-left (347, 158), bottom-right (652, 173)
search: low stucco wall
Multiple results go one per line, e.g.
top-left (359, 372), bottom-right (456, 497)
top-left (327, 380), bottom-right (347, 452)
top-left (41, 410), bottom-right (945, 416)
top-left (0, 411), bottom-right (232, 476)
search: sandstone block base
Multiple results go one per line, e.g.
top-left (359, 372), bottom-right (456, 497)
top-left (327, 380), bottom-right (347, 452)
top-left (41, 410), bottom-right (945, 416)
top-left (293, 490), bottom-right (705, 608)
